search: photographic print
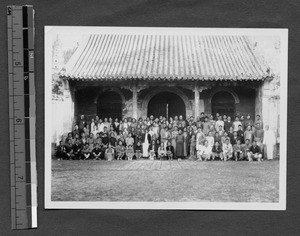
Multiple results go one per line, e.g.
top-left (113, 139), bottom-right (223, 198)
top-left (45, 27), bottom-right (287, 210)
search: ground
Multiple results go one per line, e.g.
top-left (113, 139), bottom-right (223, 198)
top-left (51, 159), bottom-right (279, 202)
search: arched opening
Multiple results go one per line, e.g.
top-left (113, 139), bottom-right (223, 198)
top-left (212, 91), bottom-right (235, 118)
top-left (147, 92), bottom-right (186, 119)
top-left (97, 91), bottom-right (122, 119)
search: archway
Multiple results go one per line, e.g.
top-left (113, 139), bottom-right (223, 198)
top-left (147, 92), bottom-right (186, 119)
top-left (211, 91), bottom-right (235, 118)
top-left (97, 91), bottom-right (122, 119)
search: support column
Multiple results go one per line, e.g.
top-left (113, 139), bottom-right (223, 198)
top-left (194, 83), bottom-right (200, 118)
top-left (132, 82), bottom-right (138, 119)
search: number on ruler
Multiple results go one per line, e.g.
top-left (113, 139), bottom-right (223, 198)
top-left (18, 176), bottom-right (24, 180)
top-left (15, 118), bottom-right (22, 123)
top-left (24, 76), bottom-right (29, 80)
top-left (7, 7), bottom-right (12, 15)
top-left (14, 61), bottom-right (21, 66)
top-left (29, 52), bottom-right (34, 59)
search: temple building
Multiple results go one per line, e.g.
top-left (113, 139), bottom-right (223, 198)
top-left (58, 31), bottom-right (279, 136)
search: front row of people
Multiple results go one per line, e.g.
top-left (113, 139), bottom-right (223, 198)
top-left (56, 137), bottom-right (263, 162)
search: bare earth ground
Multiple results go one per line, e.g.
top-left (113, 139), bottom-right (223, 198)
top-left (51, 159), bottom-right (279, 202)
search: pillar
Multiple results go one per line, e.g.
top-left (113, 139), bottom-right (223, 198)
top-left (194, 83), bottom-right (200, 118)
top-left (132, 82), bottom-right (138, 119)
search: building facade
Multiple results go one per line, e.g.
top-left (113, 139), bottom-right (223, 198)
top-left (57, 33), bottom-right (279, 139)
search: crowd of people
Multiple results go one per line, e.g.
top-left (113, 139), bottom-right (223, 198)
top-left (55, 112), bottom-right (277, 162)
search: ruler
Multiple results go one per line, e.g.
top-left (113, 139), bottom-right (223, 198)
top-left (7, 5), bottom-right (37, 229)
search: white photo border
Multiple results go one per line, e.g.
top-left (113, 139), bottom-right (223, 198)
top-left (44, 26), bottom-right (288, 210)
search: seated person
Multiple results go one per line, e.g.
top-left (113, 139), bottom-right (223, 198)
top-left (72, 139), bottom-right (82, 160)
top-left (65, 139), bottom-right (74, 160)
top-left (157, 142), bottom-right (166, 160)
top-left (233, 139), bottom-right (243, 161)
top-left (82, 143), bottom-right (91, 160)
top-left (105, 143), bottom-right (115, 161)
top-left (125, 145), bottom-right (135, 160)
top-left (247, 140), bottom-right (262, 162)
top-left (115, 140), bottom-right (125, 160)
top-left (198, 140), bottom-right (212, 161)
top-left (166, 141), bottom-right (174, 160)
top-left (222, 138), bottom-right (233, 161)
top-left (242, 139), bottom-right (252, 158)
top-left (211, 141), bottom-right (223, 161)
top-left (148, 140), bottom-right (157, 160)
top-left (56, 141), bottom-right (67, 160)
top-left (92, 143), bottom-right (102, 160)
top-left (134, 141), bottom-right (143, 160)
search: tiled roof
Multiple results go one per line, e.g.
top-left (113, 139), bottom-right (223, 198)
top-left (60, 34), bottom-right (269, 81)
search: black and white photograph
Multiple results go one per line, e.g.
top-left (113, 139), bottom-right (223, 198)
top-left (45, 26), bottom-right (287, 210)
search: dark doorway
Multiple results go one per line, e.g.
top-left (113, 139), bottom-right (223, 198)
top-left (147, 92), bottom-right (186, 119)
top-left (212, 91), bottom-right (235, 118)
top-left (97, 91), bottom-right (122, 119)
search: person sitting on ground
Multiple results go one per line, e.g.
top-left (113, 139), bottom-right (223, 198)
top-left (72, 139), bottom-right (82, 160)
top-left (211, 141), bottom-right (223, 161)
top-left (65, 139), bottom-right (74, 160)
top-left (125, 144), bottom-right (134, 161)
top-left (233, 139), bottom-right (243, 161)
top-left (82, 143), bottom-right (91, 160)
top-left (157, 142), bottom-right (166, 160)
top-left (166, 141), bottom-right (174, 160)
top-left (247, 140), bottom-right (262, 162)
top-left (105, 143), bottom-right (115, 161)
top-left (222, 138), bottom-right (233, 161)
top-left (135, 141), bottom-right (142, 160)
top-left (148, 140), bottom-right (157, 160)
top-left (92, 143), bottom-right (102, 160)
top-left (116, 140), bottom-right (125, 160)
top-left (56, 141), bottom-right (67, 160)
top-left (242, 139), bottom-right (252, 160)
top-left (198, 140), bottom-right (212, 161)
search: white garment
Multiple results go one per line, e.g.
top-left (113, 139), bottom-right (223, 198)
top-left (206, 136), bottom-right (214, 148)
top-left (263, 129), bottom-right (276, 160)
top-left (142, 133), bottom-right (149, 157)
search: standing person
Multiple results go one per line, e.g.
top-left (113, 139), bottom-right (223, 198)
top-left (263, 125), bottom-right (277, 160)
top-left (244, 114), bottom-right (254, 130)
top-left (206, 131), bottom-right (215, 149)
top-left (254, 115), bottom-right (263, 130)
top-left (202, 116), bottom-right (211, 135)
top-left (209, 115), bottom-right (216, 129)
top-left (211, 141), bottom-right (223, 161)
top-left (189, 134), bottom-right (196, 159)
top-left (78, 115), bottom-right (86, 133)
top-left (222, 138), bottom-right (233, 161)
top-left (247, 140), bottom-right (262, 162)
top-left (224, 116), bottom-right (232, 132)
top-left (166, 141), bottom-right (174, 160)
top-left (237, 125), bottom-right (245, 143)
top-left (215, 116), bottom-right (224, 131)
top-left (182, 127), bottom-right (188, 158)
top-left (240, 115), bottom-right (245, 130)
top-left (233, 116), bottom-right (242, 132)
top-left (175, 129), bottom-right (184, 159)
top-left (142, 129), bottom-right (151, 158)
top-left (171, 126), bottom-right (179, 152)
top-left (244, 125), bottom-right (254, 143)
top-left (254, 123), bottom-right (264, 151)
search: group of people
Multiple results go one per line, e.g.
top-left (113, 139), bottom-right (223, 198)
top-left (55, 112), bottom-right (277, 162)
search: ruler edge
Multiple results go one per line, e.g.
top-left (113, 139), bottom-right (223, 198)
top-left (7, 5), bottom-right (37, 230)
